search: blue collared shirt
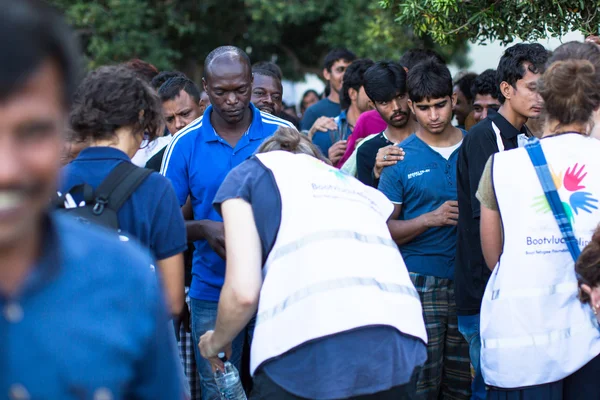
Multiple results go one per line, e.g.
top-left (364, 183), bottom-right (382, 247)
top-left (60, 146), bottom-right (186, 261)
top-left (378, 133), bottom-right (463, 279)
top-left (311, 110), bottom-right (352, 157)
top-left (0, 214), bottom-right (182, 399)
top-left (161, 103), bottom-right (295, 301)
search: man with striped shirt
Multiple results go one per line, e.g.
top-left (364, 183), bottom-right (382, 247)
top-left (160, 46), bottom-right (295, 399)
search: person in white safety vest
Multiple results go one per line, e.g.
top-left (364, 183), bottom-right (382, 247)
top-left (198, 126), bottom-right (427, 399)
top-left (477, 41), bottom-right (600, 399)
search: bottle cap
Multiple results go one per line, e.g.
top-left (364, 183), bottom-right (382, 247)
top-left (218, 352), bottom-right (227, 362)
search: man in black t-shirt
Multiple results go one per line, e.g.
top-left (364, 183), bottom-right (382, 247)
top-left (356, 61), bottom-right (417, 188)
top-left (455, 43), bottom-right (548, 399)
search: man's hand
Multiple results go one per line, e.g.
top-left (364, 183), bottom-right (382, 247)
top-left (424, 200), bottom-right (459, 227)
top-left (203, 220), bottom-right (226, 260)
top-left (373, 145), bottom-right (405, 179)
top-left (199, 330), bottom-right (232, 372)
top-left (328, 140), bottom-right (347, 165)
top-left (308, 116), bottom-right (337, 140)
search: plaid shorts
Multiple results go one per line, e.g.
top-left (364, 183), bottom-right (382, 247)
top-left (410, 273), bottom-right (472, 400)
top-left (179, 291), bottom-right (202, 400)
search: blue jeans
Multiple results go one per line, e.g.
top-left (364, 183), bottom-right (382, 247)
top-left (457, 314), bottom-right (486, 400)
top-left (190, 299), bottom-right (245, 400)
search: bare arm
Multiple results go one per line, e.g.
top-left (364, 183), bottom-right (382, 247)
top-left (387, 201), bottom-right (459, 246)
top-left (157, 253), bottom-right (185, 316)
top-left (199, 198), bottom-right (263, 369)
top-left (387, 203), bottom-right (429, 246)
top-left (480, 204), bottom-right (503, 270)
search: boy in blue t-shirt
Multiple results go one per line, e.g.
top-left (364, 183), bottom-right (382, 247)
top-left (378, 59), bottom-right (471, 399)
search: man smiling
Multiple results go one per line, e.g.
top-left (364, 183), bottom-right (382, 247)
top-left (251, 68), bottom-right (283, 116)
top-left (160, 45), bottom-right (294, 399)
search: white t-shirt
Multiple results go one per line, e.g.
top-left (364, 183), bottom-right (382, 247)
top-left (429, 140), bottom-right (462, 160)
top-left (130, 135), bottom-right (173, 167)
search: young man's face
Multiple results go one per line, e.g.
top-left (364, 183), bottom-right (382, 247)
top-left (163, 89), bottom-right (205, 135)
top-left (251, 74), bottom-right (283, 116)
top-left (374, 92), bottom-right (411, 128)
top-left (0, 59), bottom-right (65, 247)
top-left (409, 94), bottom-right (456, 135)
top-left (323, 59), bottom-right (352, 95)
top-left (453, 85), bottom-right (471, 126)
top-left (472, 94), bottom-right (501, 123)
top-left (505, 62), bottom-right (543, 119)
top-left (351, 86), bottom-right (373, 114)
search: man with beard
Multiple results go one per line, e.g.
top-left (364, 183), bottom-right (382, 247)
top-left (379, 59), bottom-right (471, 399)
top-left (312, 58), bottom-right (374, 164)
top-left (356, 61), bottom-right (417, 188)
top-left (0, 0), bottom-right (182, 397)
top-left (160, 45), bottom-right (295, 399)
top-left (454, 43), bottom-right (548, 400)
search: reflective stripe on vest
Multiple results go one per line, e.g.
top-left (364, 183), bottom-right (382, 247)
top-left (250, 151), bottom-right (427, 375)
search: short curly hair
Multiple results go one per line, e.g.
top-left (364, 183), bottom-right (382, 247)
top-left (69, 65), bottom-right (164, 143)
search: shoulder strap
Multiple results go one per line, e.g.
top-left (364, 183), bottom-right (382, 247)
top-left (94, 162), bottom-right (153, 212)
top-left (525, 138), bottom-right (581, 262)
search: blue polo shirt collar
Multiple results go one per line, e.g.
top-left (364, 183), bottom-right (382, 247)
top-left (201, 103), bottom-right (267, 143)
top-left (75, 146), bottom-right (131, 162)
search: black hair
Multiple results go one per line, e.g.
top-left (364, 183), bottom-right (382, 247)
top-left (70, 65), bottom-right (163, 143)
top-left (399, 48), bottom-right (446, 70)
top-left (151, 71), bottom-right (185, 90)
top-left (407, 59), bottom-right (453, 102)
top-left (496, 43), bottom-right (549, 103)
top-left (323, 48), bottom-right (357, 71)
top-left (339, 58), bottom-right (374, 110)
top-left (204, 46), bottom-right (251, 80)
top-left (454, 72), bottom-right (478, 103)
top-left (471, 69), bottom-right (499, 100)
top-left (252, 67), bottom-right (282, 83)
top-left (363, 61), bottom-right (407, 103)
top-left (0, 0), bottom-right (81, 105)
top-left (252, 61), bottom-right (283, 81)
top-left (301, 89), bottom-right (319, 113)
top-left (158, 76), bottom-right (201, 103)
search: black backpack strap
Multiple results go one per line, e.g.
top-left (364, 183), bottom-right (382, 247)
top-left (93, 162), bottom-right (153, 214)
top-left (53, 183), bottom-right (95, 208)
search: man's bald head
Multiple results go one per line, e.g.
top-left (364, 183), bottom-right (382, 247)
top-left (204, 46), bottom-right (251, 82)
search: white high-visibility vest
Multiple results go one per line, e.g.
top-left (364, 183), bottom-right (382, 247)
top-left (250, 151), bottom-right (427, 375)
top-left (481, 133), bottom-right (600, 388)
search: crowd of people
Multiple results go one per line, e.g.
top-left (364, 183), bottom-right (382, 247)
top-left (5, 1), bottom-right (600, 399)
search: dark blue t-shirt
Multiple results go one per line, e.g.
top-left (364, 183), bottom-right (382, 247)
top-left (378, 133), bottom-right (463, 279)
top-left (300, 98), bottom-right (341, 131)
top-left (60, 146), bottom-right (186, 261)
top-left (213, 157), bottom-right (426, 399)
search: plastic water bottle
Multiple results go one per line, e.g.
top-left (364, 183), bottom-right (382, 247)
top-left (214, 353), bottom-right (247, 400)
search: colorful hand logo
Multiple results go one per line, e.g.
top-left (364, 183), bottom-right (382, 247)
top-left (532, 195), bottom-right (551, 214)
top-left (570, 191), bottom-right (599, 215)
top-left (564, 163), bottom-right (588, 191)
top-left (550, 166), bottom-right (564, 190)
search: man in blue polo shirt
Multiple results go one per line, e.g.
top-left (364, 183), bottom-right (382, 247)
top-left (161, 45), bottom-right (294, 399)
top-left (378, 59), bottom-right (471, 400)
top-left (0, 1), bottom-right (182, 398)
